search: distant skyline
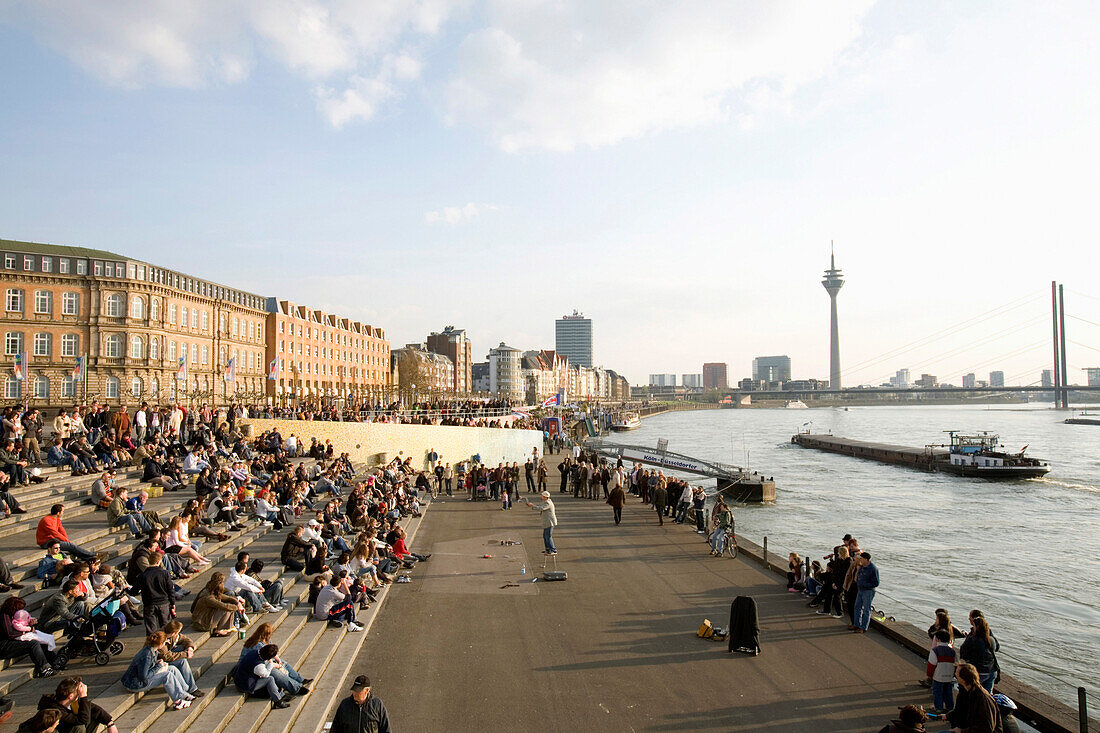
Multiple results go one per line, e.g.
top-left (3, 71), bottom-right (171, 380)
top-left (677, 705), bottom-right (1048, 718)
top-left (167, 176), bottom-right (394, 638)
top-left (2, 1), bottom-right (1098, 386)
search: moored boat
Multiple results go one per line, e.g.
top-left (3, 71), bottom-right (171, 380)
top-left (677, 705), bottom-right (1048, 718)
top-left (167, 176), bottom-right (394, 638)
top-left (610, 412), bottom-right (641, 431)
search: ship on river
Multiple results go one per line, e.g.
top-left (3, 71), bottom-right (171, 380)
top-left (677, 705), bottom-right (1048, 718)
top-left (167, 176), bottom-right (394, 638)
top-left (791, 429), bottom-right (1051, 479)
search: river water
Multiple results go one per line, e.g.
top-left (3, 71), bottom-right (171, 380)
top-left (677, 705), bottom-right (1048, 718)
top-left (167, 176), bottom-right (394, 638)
top-left (602, 404), bottom-right (1099, 709)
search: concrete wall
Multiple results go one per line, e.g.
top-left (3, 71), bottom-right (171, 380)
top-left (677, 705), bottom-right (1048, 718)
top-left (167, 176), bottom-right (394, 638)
top-left (240, 418), bottom-right (542, 470)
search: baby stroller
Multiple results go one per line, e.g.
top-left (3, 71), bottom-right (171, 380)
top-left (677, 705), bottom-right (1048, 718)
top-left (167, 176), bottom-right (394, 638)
top-left (55, 589), bottom-right (126, 668)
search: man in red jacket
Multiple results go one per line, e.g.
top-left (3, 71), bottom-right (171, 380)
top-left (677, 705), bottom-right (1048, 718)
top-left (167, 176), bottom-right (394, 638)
top-left (36, 504), bottom-right (96, 560)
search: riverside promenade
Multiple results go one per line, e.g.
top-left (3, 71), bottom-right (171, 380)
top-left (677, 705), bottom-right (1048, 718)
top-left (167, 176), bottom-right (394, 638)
top-left (356, 491), bottom-right (932, 732)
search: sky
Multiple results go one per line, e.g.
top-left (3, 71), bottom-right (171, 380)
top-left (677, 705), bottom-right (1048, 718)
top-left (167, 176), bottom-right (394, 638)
top-left (1, 0), bottom-right (1098, 387)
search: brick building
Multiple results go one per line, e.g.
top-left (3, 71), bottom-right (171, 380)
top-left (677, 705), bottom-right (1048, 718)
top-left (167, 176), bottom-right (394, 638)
top-left (2, 240), bottom-right (267, 407)
top-left (426, 326), bottom-right (472, 395)
top-left (264, 299), bottom-right (389, 407)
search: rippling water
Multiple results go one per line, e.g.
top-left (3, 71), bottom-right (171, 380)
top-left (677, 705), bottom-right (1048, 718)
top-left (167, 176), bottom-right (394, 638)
top-left (602, 404), bottom-right (1100, 709)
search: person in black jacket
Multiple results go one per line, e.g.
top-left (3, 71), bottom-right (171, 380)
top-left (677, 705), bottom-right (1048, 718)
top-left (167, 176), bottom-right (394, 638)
top-left (946, 663), bottom-right (1003, 733)
top-left (329, 675), bottom-right (390, 733)
top-left (960, 611), bottom-right (1000, 692)
top-left (36, 677), bottom-right (116, 733)
top-left (140, 554), bottom-right (174, 635)
top-left (728, 595), bottom-right (760, 655)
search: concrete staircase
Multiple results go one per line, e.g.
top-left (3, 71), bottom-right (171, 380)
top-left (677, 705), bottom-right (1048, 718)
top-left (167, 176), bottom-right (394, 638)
top-left (0, 460), bottom-right (426, 733)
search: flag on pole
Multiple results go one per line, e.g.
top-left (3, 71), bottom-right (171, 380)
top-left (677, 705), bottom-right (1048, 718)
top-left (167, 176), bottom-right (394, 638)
top-left (175, 355), bottom-right (187, 381)
top-left (223, 357), bottom-right (236, 383)
top-left (72, 355), bottom-right (85, 381)
top-left (268, 356), bottom-right (280, 380)
top-left (540, 393), bottom-right (560, 408)
top-left (12, 353), bottom-right (24, 380)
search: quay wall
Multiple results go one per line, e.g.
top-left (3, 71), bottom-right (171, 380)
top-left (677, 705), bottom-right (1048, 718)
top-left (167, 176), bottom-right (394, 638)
top-left (240, 418), bottom-right (542, 470)
top-left (731, 533), bottom-right (1095, 733)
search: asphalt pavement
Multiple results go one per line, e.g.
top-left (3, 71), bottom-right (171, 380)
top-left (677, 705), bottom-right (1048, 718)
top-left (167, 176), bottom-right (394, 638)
top-left (351, 487), bottom-right (930, 732)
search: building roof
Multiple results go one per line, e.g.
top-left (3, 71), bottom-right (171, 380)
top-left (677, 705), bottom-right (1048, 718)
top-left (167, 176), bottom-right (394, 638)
top-left (1, 238), bottom-right (128, 261)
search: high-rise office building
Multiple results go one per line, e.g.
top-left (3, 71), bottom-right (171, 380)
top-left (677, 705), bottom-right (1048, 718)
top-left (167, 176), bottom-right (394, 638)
top-left (649, 374), bottom-right (676, 387)
top-left (1041, 370), bottom-right (1053, 388)
top-left (682, 374), bottom-right (703, 389)
top-left (962, 373), bottom-right (976, 389)
top-left (702, 363), bottom-right (728, 389)
top-left (487, 343), bottom-right (523, 400)
top-left (989, 371), bottom-right (1005, 387)
top-left (751, 356), bottom-right (791, 383)
top-left (895, 369), bottom-right (911, 388)
top-left (1085, 367), bottom-right (1100, 387)
top-left (821, 247), bottom-right (844, 389)
top-left (555, 311), bottom-right (592, 367)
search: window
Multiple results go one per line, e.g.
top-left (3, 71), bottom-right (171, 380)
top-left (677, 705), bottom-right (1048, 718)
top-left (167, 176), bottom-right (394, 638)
top-left (4, 255), bottom-right (13, 269)
top-left (233, 318), bottom-right (239, 336)
top-left (104, 293), bottom-right (123, 317)
top-left (249, 322), bottom-right (255, 339)
top-left (130, 296), bottom-right (144, 319)
top-left (5, 332), bottom-right (23, 356)
top-left (201, 310), bottom-right (209, 332)
top-left (169, 304), bottom-right (177, 325)
top-left (104, 263), bottom-right (113, 277)
top-left (61, 334), bottom-right (78, 357)
top-left (169, 341), bottom-right (177, 360)
top-left (77, 260), bottom-right (87, 275)
top-left (105, 376), bottom-right (120, 399)
top-left (131, 376), bottom-right (143, 397)
top-left (219, 313), bottom-right (226, 333)
top-left (150, 339), bottom-right (159, 359)
top-left (181, 306), bottom-right (188, 327)
top-left (190, 309), bottom-right (197, 328)
top-left (130, 336), bottom-right (144, 359)
top-left (34, 290), bottom-right (52, 314)
top-left (201, 345), bottom-right (208, 365)
top-left (93, 262), bottom-right (103, 276)
top-left (62, 292), bottom-right (79, 316)
top-left (41, 257), bottom-right (52, 273)
top-left (5, 289), bottom-right (23, 313)
top-left (128, 265), bottom-right (136, 279)
top-left (137, 266), bottom-right (145, 280)
top-left (103, 333), bottom-right (122, 357)
top-left (4, 375), bottom-right (21, 399)
top-left (61, 376), bottom-right (76, 398)
top-left (24, 256), bottom-right (33, 271)
top-left (34, 375), bottom-right (49, 398)
top-left (191, 344), bottom-right (198, 366)
top-left (151, 377), bottom-right (159, 397)
top-left (150, 299), bottom-right (159, 320)
top-left (33, 333), bottom-right (50, 356)
top-left (59, 259), bottom-right (70, 274)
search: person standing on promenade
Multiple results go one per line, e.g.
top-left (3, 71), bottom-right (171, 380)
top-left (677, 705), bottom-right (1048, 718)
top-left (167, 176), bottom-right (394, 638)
top-left (557, 458), bottom-right (570, 493)
top-left (852, 552), bottom-right (879, 633)
top-left (524, 458), bottom-right (535, 493)
top-left (537, 460), bottom-right (548, 493)
top-left (960, 610), bottom-right (1000, 692)
top-left (652, 481), bottom-right (667, 526)
top-left (674, 482), bottom-right (692, 524)
top-left (607, 480), bottom-right (626, 525)
top-left (525, 491), bottom-right (557, 555)
top-left (329, 675), bottom-right (391, 733)
top-left (691, 486), bottom-right (707, 533)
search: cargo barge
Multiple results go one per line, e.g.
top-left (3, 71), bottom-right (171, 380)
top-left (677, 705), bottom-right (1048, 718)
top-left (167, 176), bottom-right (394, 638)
top-left (791, 430), bottom-right (1051, 479)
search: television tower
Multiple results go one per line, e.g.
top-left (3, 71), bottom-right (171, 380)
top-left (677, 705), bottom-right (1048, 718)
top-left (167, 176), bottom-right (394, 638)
top-left (822, 243), bottom-right (844, 390)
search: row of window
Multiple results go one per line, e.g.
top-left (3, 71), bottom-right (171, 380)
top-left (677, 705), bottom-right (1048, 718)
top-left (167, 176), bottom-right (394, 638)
top-left (4, 253), bottom-right (264, 311)
top-left (3, 331), bottom-right (262, 370)
top-left (2, 372), bottom-right (265, 400)
top-left (277, 360), bottom-right (382, 380)
top-left (277, 340), bottom-right (386, 366)
top-left (5, 289), bottom-right (81, 316)
top-left (278, 320), bottom-right (385, 351)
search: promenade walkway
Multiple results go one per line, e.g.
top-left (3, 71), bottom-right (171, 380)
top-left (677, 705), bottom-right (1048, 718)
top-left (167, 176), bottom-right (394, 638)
top-left (355, 489), bottom-right (931, 732)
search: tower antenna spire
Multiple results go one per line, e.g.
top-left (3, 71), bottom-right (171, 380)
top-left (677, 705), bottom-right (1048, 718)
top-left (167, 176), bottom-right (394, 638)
top-left (822, 243), bottom-right (844, 390)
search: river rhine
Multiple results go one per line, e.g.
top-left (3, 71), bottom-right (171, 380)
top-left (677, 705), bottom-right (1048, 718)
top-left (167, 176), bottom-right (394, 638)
top-left (603, 404), bottom-right (1099, 710)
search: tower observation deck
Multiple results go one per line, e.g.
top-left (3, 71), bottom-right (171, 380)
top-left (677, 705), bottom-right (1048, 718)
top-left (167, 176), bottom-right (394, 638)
top-left (822, 246), bottom-right (845, 390)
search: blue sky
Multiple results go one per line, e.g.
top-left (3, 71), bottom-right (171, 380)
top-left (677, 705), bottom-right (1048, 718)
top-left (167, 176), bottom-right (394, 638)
top-left (1, 0), bottom-right (1098, 386)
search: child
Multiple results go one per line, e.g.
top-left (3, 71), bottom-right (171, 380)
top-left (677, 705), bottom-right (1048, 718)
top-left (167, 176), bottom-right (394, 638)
top-left (926, 629), bottom-right (957, 713)
top-left (12, 609), bottom-right (57, 651)
top-left (501, 486), bottom-right (511, 511)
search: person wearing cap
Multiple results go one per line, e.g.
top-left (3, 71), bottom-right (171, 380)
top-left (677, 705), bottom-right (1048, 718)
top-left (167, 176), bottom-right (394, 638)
top-left (329, 675), bottom-right (390, 733)
top-left (525, 491), bottom-right (558, 555)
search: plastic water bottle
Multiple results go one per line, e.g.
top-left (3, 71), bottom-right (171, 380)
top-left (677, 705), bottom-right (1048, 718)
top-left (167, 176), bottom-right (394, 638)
top-left (521, 564), bottom-right (526, 576)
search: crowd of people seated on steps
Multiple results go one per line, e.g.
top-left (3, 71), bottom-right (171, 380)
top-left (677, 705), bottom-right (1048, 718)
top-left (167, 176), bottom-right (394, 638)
top-left (0, 400), bottom-right (434, 725)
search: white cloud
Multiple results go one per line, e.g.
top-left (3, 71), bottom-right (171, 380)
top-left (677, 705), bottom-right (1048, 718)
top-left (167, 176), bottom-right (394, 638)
top-left (443, 0), bottom-right (876, 151)
top-left (424, 202), bottom-right (499, 225)
top-left (6, 0), bottom-right (450, 115)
